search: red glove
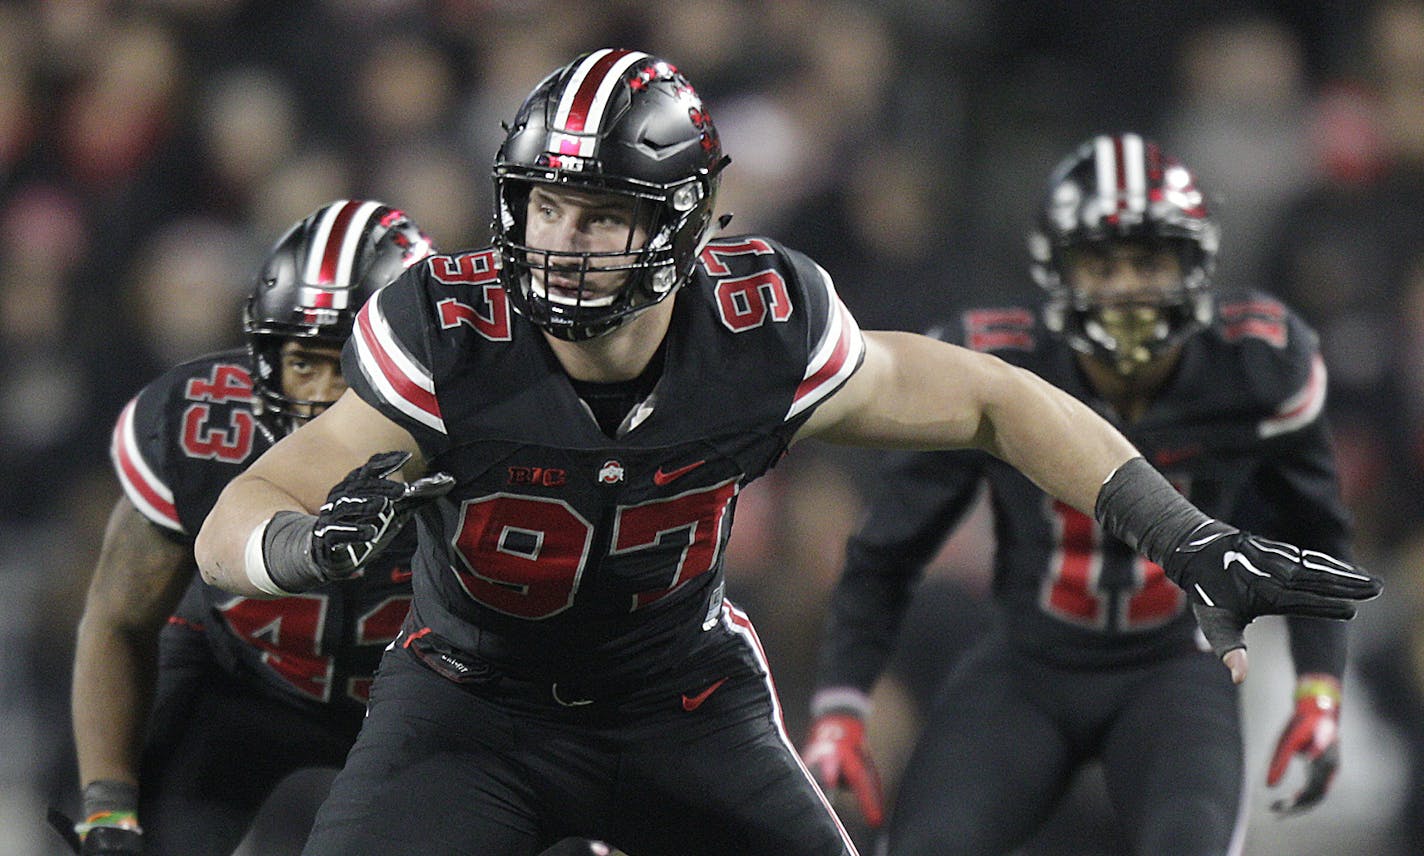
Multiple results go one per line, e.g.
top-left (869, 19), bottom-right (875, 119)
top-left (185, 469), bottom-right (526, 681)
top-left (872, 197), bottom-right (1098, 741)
top-left (801, 713), bottom-right (884, 828)
top-left (1266, 674), bottom-right (1341, 815)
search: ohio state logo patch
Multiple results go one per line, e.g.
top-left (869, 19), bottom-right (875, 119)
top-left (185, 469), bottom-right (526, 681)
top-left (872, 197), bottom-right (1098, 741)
top-left (598, 460), bottom-right (625, 484)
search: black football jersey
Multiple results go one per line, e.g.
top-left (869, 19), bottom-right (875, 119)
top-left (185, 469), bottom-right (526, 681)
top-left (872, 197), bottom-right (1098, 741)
top-left (818, 291), bottom-right (1351, 686)
top-left (111, 349), bottom-right (416, 716)
top-left (344, 237), bottom-right (865, 688)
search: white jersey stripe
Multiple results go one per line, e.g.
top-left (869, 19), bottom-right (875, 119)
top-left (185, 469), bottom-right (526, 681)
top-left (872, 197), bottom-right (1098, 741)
top-left (353, 292), bottom-right (446, 434)
top-left (787, 264), bottom-right (865, 421)
top-left (111, 398), bottom-right (183, 531)
top-left (721, 602), bottom-right (860, 855)
top-left (1259, 352), bottom-right (1326, 439)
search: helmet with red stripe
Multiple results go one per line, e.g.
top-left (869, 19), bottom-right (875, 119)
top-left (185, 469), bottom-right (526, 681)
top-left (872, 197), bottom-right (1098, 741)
top-left (492, 48), bottom-right (729, 340)
top-left (244, 199), bottom-right (435, 432)
top-left (1029, 133), bottom-right (1220, 372)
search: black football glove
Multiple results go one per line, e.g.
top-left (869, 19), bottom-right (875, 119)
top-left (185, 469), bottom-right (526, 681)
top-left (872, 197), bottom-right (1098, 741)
top-left (1163, 520), bottom-right (1381, 660)
top-left (81, 826), bottom-right (144, 855)
top-left (311, 451), bottom-right (455, 580)
top-left (47, 807), bottom-right (142, 856)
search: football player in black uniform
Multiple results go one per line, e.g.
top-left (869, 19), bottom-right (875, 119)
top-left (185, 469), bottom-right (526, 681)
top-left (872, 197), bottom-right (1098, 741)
top-left (802, 134), bottom-right (1357, 855)
top-left (69, 200), bottom-right (435, 854)
top-left (194, 54), bottom-right (1379, 856)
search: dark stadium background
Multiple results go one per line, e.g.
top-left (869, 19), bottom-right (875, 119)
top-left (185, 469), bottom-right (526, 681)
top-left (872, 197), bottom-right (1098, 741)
top-left (3, 2), bottom-right (1422, 853)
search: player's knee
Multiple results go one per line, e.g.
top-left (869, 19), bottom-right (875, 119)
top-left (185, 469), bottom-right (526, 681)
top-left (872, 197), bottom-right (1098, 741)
top-left (1134, 795), bottom-right (1236, 856)
top-left (888, 819), bottom-right (994, 856)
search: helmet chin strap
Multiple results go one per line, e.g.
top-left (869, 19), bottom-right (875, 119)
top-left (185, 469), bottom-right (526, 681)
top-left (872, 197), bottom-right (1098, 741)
top-left (709, 212), bottom-right (734, 240)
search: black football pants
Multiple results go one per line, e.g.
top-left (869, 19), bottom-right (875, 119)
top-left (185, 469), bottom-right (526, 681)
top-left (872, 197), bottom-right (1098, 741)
top-left (302, 619), bottom-right (857, 855)
top-left (888, 632), bottom-right (1243, 856)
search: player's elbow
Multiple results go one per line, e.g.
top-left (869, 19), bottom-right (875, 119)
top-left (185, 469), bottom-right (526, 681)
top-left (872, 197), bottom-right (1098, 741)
top-left (193, 511), bottom-right (236, 591)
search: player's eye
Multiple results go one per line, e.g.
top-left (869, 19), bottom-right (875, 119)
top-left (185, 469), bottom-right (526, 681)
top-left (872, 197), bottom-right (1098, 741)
top-left (588, 211), bottom-right (628, 227)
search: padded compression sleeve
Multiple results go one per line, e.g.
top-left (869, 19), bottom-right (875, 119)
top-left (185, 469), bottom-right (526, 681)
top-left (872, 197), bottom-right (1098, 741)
top-left (1094, 456), bottom-right (1217, 572)
top-left (257, 511), bottom-right (328, 594)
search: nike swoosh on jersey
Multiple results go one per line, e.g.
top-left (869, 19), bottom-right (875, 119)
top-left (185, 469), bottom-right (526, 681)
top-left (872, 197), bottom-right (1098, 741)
top-left (391, 567), bottom-right (414, 583)
top-left (654, 459), bottom-right (707, 486)
top-left (681, 677), bottom-right (728, 712)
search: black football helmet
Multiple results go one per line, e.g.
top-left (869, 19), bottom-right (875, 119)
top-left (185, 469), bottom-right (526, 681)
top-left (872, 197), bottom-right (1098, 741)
top-left (492, 48), bottom-right (730, 341)
top-left (244, 199), bottom-right (435, 433)
top-left (1028, 133), bottom-right (1220, 373)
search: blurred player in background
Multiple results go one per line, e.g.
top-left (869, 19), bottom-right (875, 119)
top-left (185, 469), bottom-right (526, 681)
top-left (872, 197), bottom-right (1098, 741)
top-left (68, 200), bottom-right (435, 854)
top-left (803, 134), bottom-right (1356, 855)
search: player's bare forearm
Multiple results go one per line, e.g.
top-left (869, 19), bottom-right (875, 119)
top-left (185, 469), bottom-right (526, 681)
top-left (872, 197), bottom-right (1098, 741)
top-left (195, 470), bottom-right (316, 596)
top-left (73, 498), bottom-right (193, 787)
top-left (195, 389), bottom-right (422, 596)
top-left (74, 617), bottom-right (159, 787)
top-left (803, 331), bottom-right (1137, 515)
top-left (973, 358), bottom-right (1138, 515)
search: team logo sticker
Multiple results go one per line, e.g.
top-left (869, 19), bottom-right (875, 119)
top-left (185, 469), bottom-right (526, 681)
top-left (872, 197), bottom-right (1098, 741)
top-left (598, 460), bottom-right (625, 485)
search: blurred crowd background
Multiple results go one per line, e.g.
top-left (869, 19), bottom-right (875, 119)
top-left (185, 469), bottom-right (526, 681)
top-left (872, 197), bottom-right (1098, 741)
top-left (3, 1), bottom-right (1424, 853)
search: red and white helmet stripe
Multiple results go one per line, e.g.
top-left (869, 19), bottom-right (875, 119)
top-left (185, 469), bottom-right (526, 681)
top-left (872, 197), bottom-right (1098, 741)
top-left (1094, 133), bottom-right (1151, 221)
top-left (303, 199), bottom-right (387, 290)
top-left (549, 48), bottom-right (649, 158)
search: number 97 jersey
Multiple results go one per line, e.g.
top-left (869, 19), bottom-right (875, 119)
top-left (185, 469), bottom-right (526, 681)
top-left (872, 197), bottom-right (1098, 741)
top-left (110, 350), bottom-right (416, 717)
top-left (343, 236), bottom-right (864, 688)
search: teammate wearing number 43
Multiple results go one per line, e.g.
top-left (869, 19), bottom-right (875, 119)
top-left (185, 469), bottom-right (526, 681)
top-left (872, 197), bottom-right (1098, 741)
top-left (195, 51), bottom-right (1379, 856)
top-left (64, 200), bottom-right (435, 855)
top-left (804, 134), bottom-right (1360, 855)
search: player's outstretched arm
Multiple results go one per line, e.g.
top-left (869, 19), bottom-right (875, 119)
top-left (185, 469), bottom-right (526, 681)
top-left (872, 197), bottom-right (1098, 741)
top-left (801, 331), bottom-right (1382, 682)
top-left (195, 389), bottom-right (430, 597)
top-left (70, 496), bottom-right (195, 850)
top-left (800, 331), bottom-right (1139, 511)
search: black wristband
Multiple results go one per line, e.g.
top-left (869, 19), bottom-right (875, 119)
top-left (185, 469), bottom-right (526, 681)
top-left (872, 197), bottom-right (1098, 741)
top-left (1094, 456), bottom-right (1217, 569)
top-left (81, 779), bottom-right (138, 820)
top-left (262, 510), bottom-right (328, 593)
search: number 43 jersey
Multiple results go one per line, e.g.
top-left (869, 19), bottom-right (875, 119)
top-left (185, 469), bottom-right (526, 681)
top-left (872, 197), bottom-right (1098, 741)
top-left (819, 290), bottom-right (1352, 687)
top-left (344, 237), bottom-right (864, 689)
top-left (111, 350), bottom-right (416, 718)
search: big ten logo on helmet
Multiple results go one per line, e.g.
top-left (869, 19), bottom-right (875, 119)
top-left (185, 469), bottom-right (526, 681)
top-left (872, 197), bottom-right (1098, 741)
top-left (507, 466), bottom-right (567, 487)
top-left (543, 154), bottom-right (587, 172)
